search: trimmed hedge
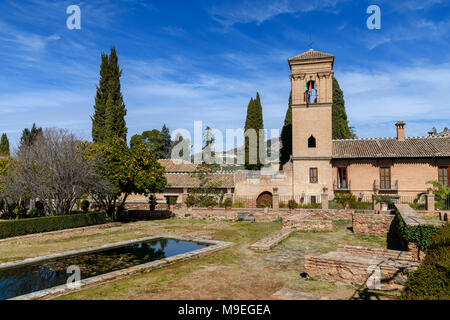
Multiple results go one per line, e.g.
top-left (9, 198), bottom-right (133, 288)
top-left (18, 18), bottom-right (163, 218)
top-left (0, 212), bottom-right (107, 239)
top-left (395, 210), bottom-right (440, 251)
top-left (401, 224), bottom-right (450, 300)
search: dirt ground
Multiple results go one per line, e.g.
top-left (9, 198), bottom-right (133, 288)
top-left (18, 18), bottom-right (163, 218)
top-left (0, 218), bottom-right (391, 300)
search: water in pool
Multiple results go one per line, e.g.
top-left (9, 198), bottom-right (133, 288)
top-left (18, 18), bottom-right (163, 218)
top-left (0, 238), bottom-right (210, 300)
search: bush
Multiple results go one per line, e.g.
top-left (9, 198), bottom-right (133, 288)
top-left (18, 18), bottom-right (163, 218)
top-left (223, 198), bottom-right (232, 208)
top-left (401, 224), bottom-right (449, 300)
top-left (184, 195), bottom-right (196, 207)
top-left (288, 200), bottom-right (297, 209)
top-left (232, 202), bottom-right (244, 208)
top-left (396, 210), bottom-right (440, 252)
top-left (81, 200), bottom-right (90, 212)
top-left (0, 212), bottom-right (107, 239)
top-left (260, 199), bottom-right (271, 208)
top-left (167, 196), bottom-right (177, 205)
top-left (334, 192), bottom-right (356, 209)
top-left (297, 203), bottom-right (321, 209)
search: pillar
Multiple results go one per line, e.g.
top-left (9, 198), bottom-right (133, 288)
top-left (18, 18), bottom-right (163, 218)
top-left (426, 188), bottom-right (435, 213)
top-left (321, 193), bottom-right (329, 210)
top-left (181, 188), bottom-right (188, 209)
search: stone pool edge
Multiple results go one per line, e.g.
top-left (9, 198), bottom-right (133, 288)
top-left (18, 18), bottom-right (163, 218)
top-left (5, 235), bottom-right (234, 300)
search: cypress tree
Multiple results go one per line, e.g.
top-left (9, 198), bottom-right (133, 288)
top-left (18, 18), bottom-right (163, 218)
top-left (161, 124), bottom-right (172, 159)
top-left (91, 53), bottom-right (109, 143)
top-left (332, 77), bottom-right (355, 139)
top-left (254, 92), bottom-right (265, 168)
top-left (244, 94), bottom-right (264, 170)
top-left (280, 90), bottom-right (292, 167)
top-left (104, 46), bottom-right (127, 142)
top-left (19, 123), bottom-right (42, 149)
top-left (0, 133), bottom-right (9, 157)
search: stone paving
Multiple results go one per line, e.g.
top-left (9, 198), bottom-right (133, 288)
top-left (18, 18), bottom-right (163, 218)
top-left (271, 287), bottom-right (328, 300)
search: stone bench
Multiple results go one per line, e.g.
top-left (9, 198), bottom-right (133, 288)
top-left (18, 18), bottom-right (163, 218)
top-left (250, 228), bottom-right (295, 251)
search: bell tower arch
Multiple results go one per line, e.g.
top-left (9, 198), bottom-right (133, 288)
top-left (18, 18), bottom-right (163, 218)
top-left (288, 49), bottom-right (334, 196)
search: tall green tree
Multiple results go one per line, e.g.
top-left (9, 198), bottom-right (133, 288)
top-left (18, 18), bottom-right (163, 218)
top-left (91, 52), bottom-right (109, 143)
top-left (91, 46), bottom-right (127, 144)
top-left (0, 134), bottom-right (9, 157)
top-left (244, 93), bottom-right (264, 170)
top-left (130, 129), bottom-right (165, 159)
top-left (332, 77), bottom-right (356, 139)
top-left (104, 46), bottom-right (127, 142)
top-left (19, 123), bottom-right (42, 150)
top-left (160, 124), bottom-right (172, 159)
top-left (280, 91), bottom-right (292, 167)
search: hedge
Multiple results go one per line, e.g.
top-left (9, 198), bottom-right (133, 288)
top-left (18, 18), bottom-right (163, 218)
top-left (395, 210), bottom-right (440, 251)
top-left (0, 212), bottom-right (107, 239)
top-left (401, 224), bottom-right (450, 300)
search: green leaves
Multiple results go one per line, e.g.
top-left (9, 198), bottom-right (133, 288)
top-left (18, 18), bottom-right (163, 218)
top-left (0, 133), bottom-right (9, 157)
top-left (332, 77), bottom-right (356, 139)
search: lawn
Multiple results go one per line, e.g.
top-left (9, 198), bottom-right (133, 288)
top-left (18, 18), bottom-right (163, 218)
top-left (0, 218), bottom-right (388, 300)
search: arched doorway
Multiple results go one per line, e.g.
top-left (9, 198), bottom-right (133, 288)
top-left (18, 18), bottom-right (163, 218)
top-left (256, 191), bottom-right (273, 208)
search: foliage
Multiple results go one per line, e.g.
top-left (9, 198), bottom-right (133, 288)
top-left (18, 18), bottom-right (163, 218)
top-left (332, 77), bottom-right (356, 139)
top-left (232, 202), bottom-right (244, 208)
top-left (0, 212), bottom-right (107, 239)
top-left (184, 195), bottom-right (196, 207)
top-left (91, 46), bottom-right (127, 144)
top-left (87, 137), bottom-right (167, 220)
top-left (130, 129), bottom-right (165, 159)
top-left (401, 224), bottom-right (449, 300)
top-left (244, 93), bottom-right (264, 170)
top-left (13, 205), bottom-right (26, 219)
top-left (189, 166), bottom-right (223, 207)
top-left (160, 124), bottom-right (172, 159)
top-left (334, 192), bottom-right (357, 209)
top-left (0, 133), bottom-right (9, 157)
top-left (288, 199), bottom-right (297, 209)
top-left (81, 200), bottom-right (90, 212)
top-left (280, 91), bottom-right (292, 168)
top-left (167, 196), bottom-right (177, 205)
top-left (260, 199), bottom-right (271, 208)
top-left (205, 197), bottom-right (217, 208)
top-left (19, 123), bottom-right (42, 150)
top-left (223, 198), bottom-right (233, 208)
top-left (148, 194), bottom-right (157, 211)
top-left (395, 210), bottom-right (440, 252)
top-left (297, 203), bottom-right (321, 209)
top-left (373, 194), bottom-right (394, 205)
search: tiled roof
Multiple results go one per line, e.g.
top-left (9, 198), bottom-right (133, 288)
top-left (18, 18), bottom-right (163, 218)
top-left (158, 159), bottom-right (197, 172)
top-left (166, 172), bottom-right (235, 188)
top-left (332, 136), bottom-right (450, 159)
top-left (289, 49), bottom-right (334, 62)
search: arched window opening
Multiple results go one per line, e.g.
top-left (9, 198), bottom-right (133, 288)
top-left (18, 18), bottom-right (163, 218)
top-left (308, 135), bottom-right (316, 148)
top-left (305, 80), bottom-right (317, 104)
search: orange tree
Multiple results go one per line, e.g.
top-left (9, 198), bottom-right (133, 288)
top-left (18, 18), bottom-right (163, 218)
top-left (88, 137), bottom-right (166, 220)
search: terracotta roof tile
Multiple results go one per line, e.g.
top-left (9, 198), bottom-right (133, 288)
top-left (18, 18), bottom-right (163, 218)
top-left (289, 49), bottom-right (334, 62)
top-left (333, 136), bottom-right (450, 159)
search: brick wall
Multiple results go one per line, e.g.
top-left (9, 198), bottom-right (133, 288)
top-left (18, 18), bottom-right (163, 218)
top-left (352, 213), bottom-right (394, 235)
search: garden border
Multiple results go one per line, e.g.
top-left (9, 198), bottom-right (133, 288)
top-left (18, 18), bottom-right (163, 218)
top-left (3, 235), bottom-right (233, 300)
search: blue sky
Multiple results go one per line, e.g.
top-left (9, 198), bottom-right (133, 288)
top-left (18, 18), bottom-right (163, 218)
top-left (1, 0), bottom-right (450, 148)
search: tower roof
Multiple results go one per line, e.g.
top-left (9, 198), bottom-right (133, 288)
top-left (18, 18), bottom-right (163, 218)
top-left (288, 49), bottom-right (334, 62)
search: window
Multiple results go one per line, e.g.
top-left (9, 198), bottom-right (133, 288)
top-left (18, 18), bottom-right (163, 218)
top-left (380, 167), bottom-right (391, 189)
top-left (311, 196), bottom-right (317, 204)
top-left (305, 80), bottom-right (317, 104)
top-left (308, 135), bottom-right (316, 148)
top-left (310, 168), bottom-right (318, 183)
top-left (439, 167), bottom-right (448, 186)
top-left (337, 167), bottom-right (348, 189)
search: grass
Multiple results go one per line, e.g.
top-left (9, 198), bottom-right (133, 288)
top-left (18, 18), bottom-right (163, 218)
top-left (0, 218), bottom-right (388, 300)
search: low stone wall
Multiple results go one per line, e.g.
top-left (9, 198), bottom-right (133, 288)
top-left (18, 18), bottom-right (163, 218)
top-left (250, 228), bottom-right (295, 251)
top-left (290, 220), bottom-right (333, 232)
top-left (338, 245), bottom-right (416, 261)
top-left (352, 213), bottom-right (394, 235)
top-left (304, 251), bottom-right (419, 289)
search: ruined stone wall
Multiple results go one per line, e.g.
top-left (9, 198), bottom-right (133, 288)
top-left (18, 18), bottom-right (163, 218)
top-left (352, 213), bottom-right (394, 235)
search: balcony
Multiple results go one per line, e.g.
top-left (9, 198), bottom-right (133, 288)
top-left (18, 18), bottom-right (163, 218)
top-left (334, 180), bottom-right (351, 191)
top-left (373, 180), bottom-right (398, 192)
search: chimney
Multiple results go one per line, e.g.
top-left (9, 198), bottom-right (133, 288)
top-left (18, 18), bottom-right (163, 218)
top-left (395, 121), bottom-right (406, 141)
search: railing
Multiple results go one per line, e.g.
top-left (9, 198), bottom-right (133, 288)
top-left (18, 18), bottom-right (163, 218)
top-left (333, 180), bottom-right (351, 191)
top-left (373, 180), bottom-right (399, 191)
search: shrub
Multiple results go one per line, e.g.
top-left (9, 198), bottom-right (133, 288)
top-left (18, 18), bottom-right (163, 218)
top-left (81, 200), bottom-right (90, 212)
top-left (297, 203), bottom-right (321, 209)
top-left (0, 212), bottom-right (107, 239)
top-left (396, 210), bottom-right (440, 252)
top-left (205, 197), bottom-right (217, 208)
top-left (223, 198), bottom-right (233, 208)
top-left (334, 192), bottom-right (356, 209)
top-left (401, 224), bottom-right (449, 300)
top-left (167, 196), bottom-right (177, 205)
top-left (260, 199), bottom-right (271, 208)
top-left (148, 194), bottom-right (157, 211)
top-left (232, 202), bottom-right (244, 208)
top-left (13, 205), bottom-right (26, 219)
top-left (184, 195), bottom-right (196, 207)
top-left (288, 200), bottom-right (297, 209)
top-left (26, 209), bottom-right (38, 218)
